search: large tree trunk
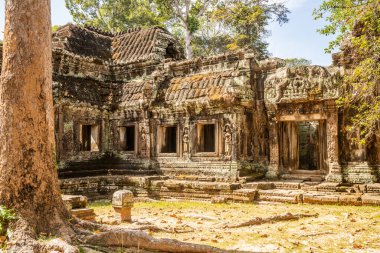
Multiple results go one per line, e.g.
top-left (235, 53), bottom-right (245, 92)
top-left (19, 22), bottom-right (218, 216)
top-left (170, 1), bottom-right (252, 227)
top-left (184, 27), bottom-right (193, 59)
top-left (0, 0), bottom-right (72, 250)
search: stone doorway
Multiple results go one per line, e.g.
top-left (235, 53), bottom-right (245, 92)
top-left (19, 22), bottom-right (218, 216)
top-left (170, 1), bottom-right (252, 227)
top-left (298, 121), bottom-right (318, 170)
top-left (279, 120), bottom-right (327, 174)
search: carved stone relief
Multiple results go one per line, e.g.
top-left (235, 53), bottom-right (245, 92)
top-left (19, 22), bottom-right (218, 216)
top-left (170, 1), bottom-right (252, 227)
top-left (223, 123), bottom-right (232, 160)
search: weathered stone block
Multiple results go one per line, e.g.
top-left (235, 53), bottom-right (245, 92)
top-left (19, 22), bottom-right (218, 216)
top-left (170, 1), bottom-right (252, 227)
top-left (338, 194), bottom-right (362, 206)
top-left (112, 190), bottom-right (134, 222)
top-left (320, 195), bottom-right (339, 204)
top-left (257, 190), bottom-right (303, 204)
top-left (366, 184), bottom-right (380, 193)
top-left (112, 190), bottom-right (134, 208)
top-left (71, 208), bottom-right (95, 221)
top-left (273, 181), bottom-right (301, 190)
top-left (316, 183), bottom-right (339, 192)
top-left (361, 194), bottom-right (380, 206)
top-left (62, 194), bottom-right (88, 209)
top-left (232, 189), bottom-right (257, 203)
top-left (243, 182), bottom-right (275, 190)
top-left (302, 193), bottom-right (323, 204)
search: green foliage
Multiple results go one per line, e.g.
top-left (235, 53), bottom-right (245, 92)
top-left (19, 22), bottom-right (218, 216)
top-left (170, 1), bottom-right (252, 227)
top-left (284, 58), bottom-right (312, 67)
top-left (314, 0), bottom-right (380, 143)
top-left (65, 0), bottom-right (289, 59)
top-left (0, 206), bottom-right (16, 236)
top-left (211, 0), bottom-right (289, 58)
top-left (65, 0), bottom-right (166, 32)
top-left (52, 25), bottom-right (61, 33)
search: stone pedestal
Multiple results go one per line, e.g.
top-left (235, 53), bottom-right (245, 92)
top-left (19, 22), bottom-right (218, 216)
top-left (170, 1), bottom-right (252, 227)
top-left (326, 162), bottom-right (343, 183)
top-left (112, 190), bottom-right (134, 222)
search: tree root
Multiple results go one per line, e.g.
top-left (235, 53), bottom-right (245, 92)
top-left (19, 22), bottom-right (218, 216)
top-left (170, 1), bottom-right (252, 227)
top-left (42, 238), bottom-right (79, 253)
top-left (84, 227), bottom-right (228, 253)
top-left (6, 217), bottom-right (230, 253)
top-left (226, 212), bottom-right (318, 228)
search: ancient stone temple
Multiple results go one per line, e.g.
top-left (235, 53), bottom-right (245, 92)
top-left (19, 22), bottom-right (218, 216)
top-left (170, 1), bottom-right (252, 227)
top-left (49, 24), bottom-right (380, 188)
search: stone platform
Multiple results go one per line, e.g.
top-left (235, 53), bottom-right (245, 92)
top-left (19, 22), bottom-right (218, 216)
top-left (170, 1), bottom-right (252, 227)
top-left (60, 176), bottom-right (380, 206)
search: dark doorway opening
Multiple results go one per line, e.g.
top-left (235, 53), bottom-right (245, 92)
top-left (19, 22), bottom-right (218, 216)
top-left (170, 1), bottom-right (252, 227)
top-left (198, 124), bottom-right (216, 152)
top-left (81, 125), bottom-right (92, 151)
top-left (125, 126), bottom-right (135, 151)
top-left (119, 126), bottom-right (135, 151)
top-left (298, 121), bottom-right (319, 170)
top-left (161, 126), bottom-right (177, 153)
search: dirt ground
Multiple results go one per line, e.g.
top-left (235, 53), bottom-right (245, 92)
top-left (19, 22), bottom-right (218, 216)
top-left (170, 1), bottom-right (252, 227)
top-left (90, 200), bottom-right (380, 253)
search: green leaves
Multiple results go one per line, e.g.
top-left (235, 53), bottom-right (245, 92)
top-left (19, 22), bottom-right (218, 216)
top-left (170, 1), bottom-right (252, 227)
top-left (316, 0), bottom-right (380, 143)
top-left (65, 0), bottom-right (165, 32)
top-left (210, 0), bottom-right (289, 58)
top-left (65, 0), bottom-right (289, 59)
top-left (0, 206), bottom-right (16, 236)
top-left (284, 58), bottom-right (312, 67)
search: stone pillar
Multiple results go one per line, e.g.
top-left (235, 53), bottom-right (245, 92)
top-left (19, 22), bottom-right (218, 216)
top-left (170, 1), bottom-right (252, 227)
top-left (112, 190), bottom-right (134, 222)
top-left (139, 121), bottom-right (150, 158)
top-left (325, 103), bottom-right (343, 182)
top-left (266, 117), bottom-right (280, 179)
top-left (182, 118), bottom-right (191, 160)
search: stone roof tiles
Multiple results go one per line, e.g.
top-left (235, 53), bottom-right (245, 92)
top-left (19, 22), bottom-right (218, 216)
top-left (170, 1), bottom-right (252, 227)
top-left (164, 71), bottom-right (251, 106)
top-left (53, 24), bottom-right (112, 61)
top-left (116, 80), bottom-right (153, 108)
top-left (52, 24), bottom-right (184, 64)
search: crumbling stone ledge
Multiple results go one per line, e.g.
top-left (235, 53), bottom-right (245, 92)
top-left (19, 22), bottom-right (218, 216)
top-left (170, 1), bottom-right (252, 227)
top-left (60, 176), bottom-right (380, 206)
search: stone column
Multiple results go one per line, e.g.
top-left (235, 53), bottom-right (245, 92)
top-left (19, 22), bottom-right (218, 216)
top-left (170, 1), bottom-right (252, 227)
top-left (182, 119), bottom-right (191, 160)
top-left (325, 103), bottom-right (343, 182)
top-left (112, 190), bottom-right (134, 222)
top-left (266, 116), bottom-right (280, 179)
top-left (139, 120), bottom-right (150, 158)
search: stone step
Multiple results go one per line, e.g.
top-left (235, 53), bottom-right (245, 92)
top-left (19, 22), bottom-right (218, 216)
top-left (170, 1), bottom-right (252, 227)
top-left (273, 181), bottom-right (302, 190)
top-left (257, 189), bottom-right (304, 204)
top-left (242, 182), bottom-right (275, 190)
top-left (281, 173), bottom-right (324, 182)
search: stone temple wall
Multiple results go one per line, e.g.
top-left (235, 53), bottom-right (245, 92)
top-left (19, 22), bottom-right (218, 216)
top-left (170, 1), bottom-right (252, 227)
top-left (3, 24), bottom-right (380, 185)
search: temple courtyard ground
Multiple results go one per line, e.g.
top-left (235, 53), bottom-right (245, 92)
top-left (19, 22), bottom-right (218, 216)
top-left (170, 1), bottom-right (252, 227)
top-left (86, 200), bottom-right (380, 253)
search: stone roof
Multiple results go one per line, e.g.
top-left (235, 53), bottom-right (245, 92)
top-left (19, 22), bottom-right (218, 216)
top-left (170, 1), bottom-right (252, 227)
top-left (116, 80), bottom-right (153, 108)
top-left (52, 24), bottom-right (184, 64)
top-left (53, 75), bottom-right (109, 105)
top-left (112, 27), bottom-right (183, 64)
top-left (53, 24), bottom-right (112, 61)
top-left (164, 71), bottom-right (253, 107)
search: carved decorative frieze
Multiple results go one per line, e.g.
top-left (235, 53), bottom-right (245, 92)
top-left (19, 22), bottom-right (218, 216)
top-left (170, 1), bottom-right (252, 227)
top-left (264, 66), bottom-right (340, 105)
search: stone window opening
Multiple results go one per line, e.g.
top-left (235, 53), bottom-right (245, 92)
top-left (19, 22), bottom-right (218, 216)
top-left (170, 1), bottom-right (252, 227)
top-left (197, 123), bottom-right (216, 153)
top-left (118, 126), bottom-right (135, 152)
top-left (160, 126), bottom-right (177, 153)
top-left (165, 42), bottom-right (176, 59)
top-left (80, 124), bottom-right (99, 151)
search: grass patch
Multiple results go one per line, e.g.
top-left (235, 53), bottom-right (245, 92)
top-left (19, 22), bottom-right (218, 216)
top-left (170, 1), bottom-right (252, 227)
top-left (91, 200), bottom-right (380, 252)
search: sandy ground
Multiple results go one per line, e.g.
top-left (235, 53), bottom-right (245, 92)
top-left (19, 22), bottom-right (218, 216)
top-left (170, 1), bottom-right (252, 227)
top-left (90, 200), bottom-right (380, 253)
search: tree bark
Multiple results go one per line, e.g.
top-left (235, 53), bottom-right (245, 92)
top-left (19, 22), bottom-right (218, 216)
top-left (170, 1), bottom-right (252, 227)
top-left (0, 0), bottom-right (72, 249)
top-left (184, 27), bottom-right (193, 59)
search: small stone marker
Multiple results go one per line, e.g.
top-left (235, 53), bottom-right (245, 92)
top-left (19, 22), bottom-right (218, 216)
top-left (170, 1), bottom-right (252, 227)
top-left (112, 190), bottom-right (134, 222)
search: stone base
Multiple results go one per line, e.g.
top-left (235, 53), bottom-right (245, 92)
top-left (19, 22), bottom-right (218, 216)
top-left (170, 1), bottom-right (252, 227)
top-left (325, 173), bottom-right (343, 183)
top-left (325, 163), bottom-right (343, 183)
top-left (265, 168), bottom-right (279, 180)
top-left (344, 163), bottom-right (378, 184)
top-left (113, 207), bottom-right (132, 222)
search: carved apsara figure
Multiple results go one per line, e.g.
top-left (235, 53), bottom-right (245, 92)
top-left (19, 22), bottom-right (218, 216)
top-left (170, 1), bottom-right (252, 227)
top-left (182, 126), bottom-right (190, 159)
top-left (224, 124), bottom-right (232, 158)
